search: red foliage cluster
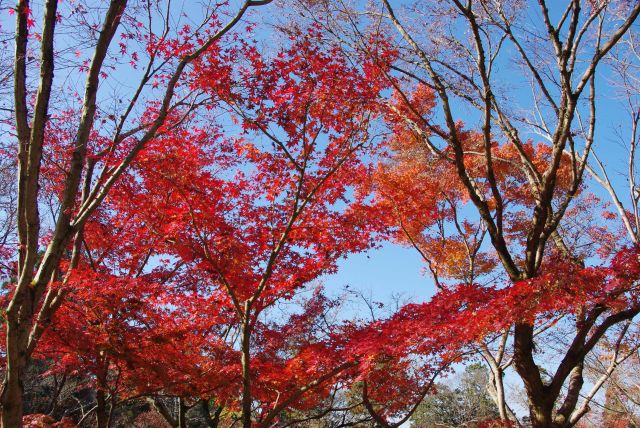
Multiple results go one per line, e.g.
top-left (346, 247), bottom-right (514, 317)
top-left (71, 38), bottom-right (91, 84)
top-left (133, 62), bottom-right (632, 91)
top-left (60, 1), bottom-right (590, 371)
top-left (3, 9), bottom-right (639, 427)
top-left (12, 29), bottom-right (396, 422)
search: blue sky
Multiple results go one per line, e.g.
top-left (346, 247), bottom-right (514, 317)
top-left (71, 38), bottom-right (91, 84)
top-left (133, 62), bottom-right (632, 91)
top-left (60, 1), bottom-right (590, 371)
top-left (327, 242), bottom-right (436, 303)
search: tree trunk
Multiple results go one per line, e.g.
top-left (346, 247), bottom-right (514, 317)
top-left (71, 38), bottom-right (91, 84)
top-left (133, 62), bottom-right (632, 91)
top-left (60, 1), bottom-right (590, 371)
top-left (241, 305), bottom-right (252, 428)
top-left (201, 399), bottom-right (222, 428)
top-left (1, 320), bottom-right (29, 428)
top-left (529, 408), bottom-right (555, 428)
top-left (96, 389), bottom-right (109, 428)
top-left (512, 322), bottom-right (556, 428)
top-left (177, 398), bottom-right (187, 428)
top-left (487, 365), bottom-right (509, 421)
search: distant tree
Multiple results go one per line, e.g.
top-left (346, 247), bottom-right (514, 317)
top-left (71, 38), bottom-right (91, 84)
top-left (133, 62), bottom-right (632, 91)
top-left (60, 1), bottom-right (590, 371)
top-left (411, 364), bottom-right (500, 428)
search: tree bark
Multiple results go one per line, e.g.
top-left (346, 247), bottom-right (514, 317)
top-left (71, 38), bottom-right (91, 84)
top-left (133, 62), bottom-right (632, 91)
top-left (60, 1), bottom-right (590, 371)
top-left (177, 398), bottom-right (187, 428)
top-left (241, 303), bottom-right (252, 428)
top-left (95, 389), bottom-right (109, 428)
top-left (201, 399), bottom-right (223, 428)
top-left (0, 325), bottom-right (27, 428)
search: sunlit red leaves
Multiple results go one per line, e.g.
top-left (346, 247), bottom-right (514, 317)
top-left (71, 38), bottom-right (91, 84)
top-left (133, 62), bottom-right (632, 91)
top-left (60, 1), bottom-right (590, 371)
top-left (37, 266), bottom-right (237, 398)
top-left (27, 26), bottom-right (393, 420)
top-left (355, 245), bottom-right (640, 370)
top-left (374, 80), bottom-right (606, 291)
top-left (23, 414), bottom-right (76, 428)
top-left (388, 83), bottom-right (437, 130)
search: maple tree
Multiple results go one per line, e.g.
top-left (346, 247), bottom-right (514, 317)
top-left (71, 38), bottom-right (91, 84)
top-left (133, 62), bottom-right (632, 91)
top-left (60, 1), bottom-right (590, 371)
top-left (8, 26), bottom-right (394, 427)
top-left (119, 30), bottom-right (390, 427)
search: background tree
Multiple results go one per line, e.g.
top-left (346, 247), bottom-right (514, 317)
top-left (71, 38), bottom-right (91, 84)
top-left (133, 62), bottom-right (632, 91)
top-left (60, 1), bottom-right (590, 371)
top-left (411, 364), bottom-right (500, 428)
